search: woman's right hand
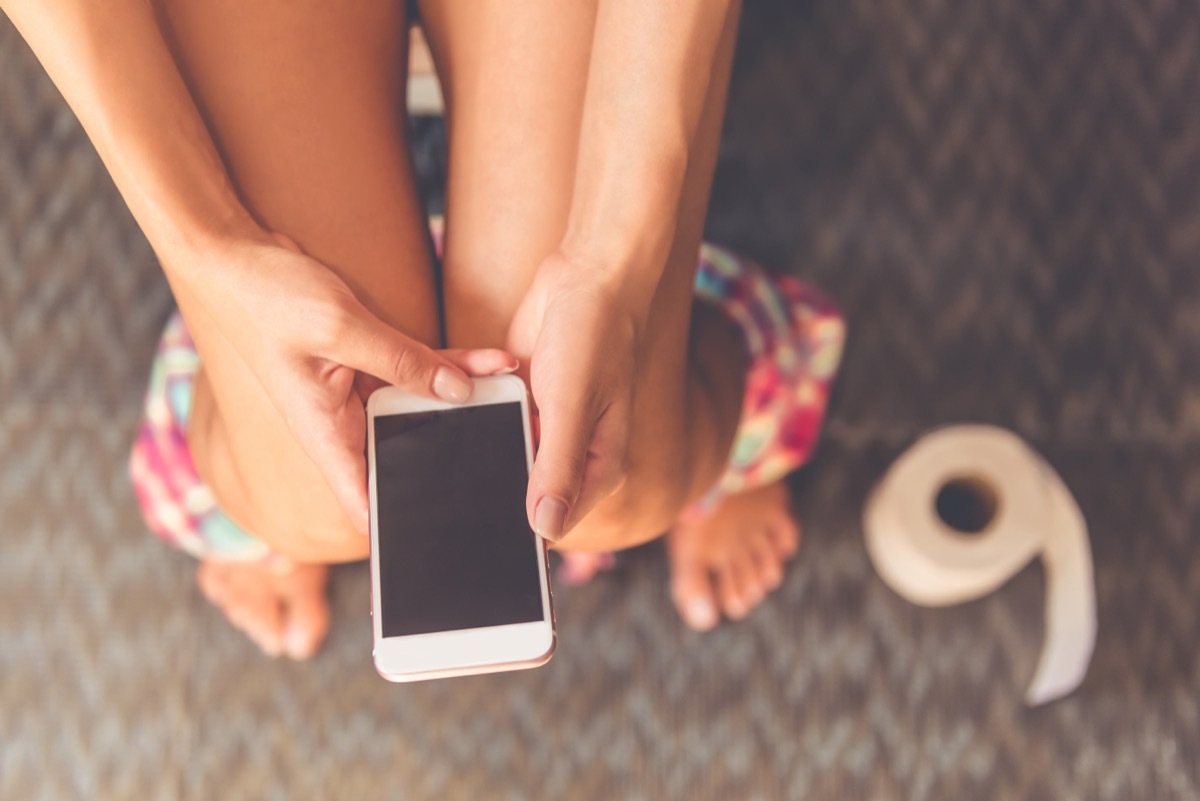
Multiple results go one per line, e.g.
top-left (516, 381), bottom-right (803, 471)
top-left (181, 232), bottom-right (517, 537)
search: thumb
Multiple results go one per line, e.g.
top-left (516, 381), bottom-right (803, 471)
top-left (526, 394), bottom-right (591, 544)
top-left (309, 402), bottom-right (372, 536)
top-left (276, 376), bottom-right (372, 536)
top-left (527, 389), bottom-right (630, 543)
top-left (333, 305), bottom-right (474, 403)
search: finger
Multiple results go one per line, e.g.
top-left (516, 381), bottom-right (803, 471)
top-left (529, 403), bottom-right (542, 449)
top-left (290, 394), bottom-right (371, 536)
top-left (441, 348), bottom-right (520, 377)
top-left (325, 418), bottom-right (371, 535)
top-left (526, 390), bottom-right (593, 544)
top-left (565, 403), bottom-right (629, 530)
top-left (333, 307), bottom-right (475, 403)
top-left (354, 371), bottom-right (387, 405)
top-left (527, 388), bottom-right (629, 543)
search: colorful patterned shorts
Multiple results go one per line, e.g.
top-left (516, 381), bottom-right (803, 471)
top-left (688, 243), bottom-right (845, 515)
top-left (129, 237), bottom-right (844, 560)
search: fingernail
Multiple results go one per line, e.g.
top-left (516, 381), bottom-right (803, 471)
top-left (433, 367), bottom-right (472, 403)
top-left (534, 497), bottom-right (568, 542)
top-left (686, 598), bottom-right (718, 631)
top-left (494, 361), bottom-right (519, 375)
top-left (284, 626), bottom-right (314, 660)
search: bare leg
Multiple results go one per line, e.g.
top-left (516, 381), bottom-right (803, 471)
top-left (421, 0), bottom-right (799, 628)
top-left (156, 0), bottom-right (436, 655)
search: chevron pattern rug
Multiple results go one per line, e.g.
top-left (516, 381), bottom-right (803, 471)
top-left (2, 1), bottom-right (1199, 799)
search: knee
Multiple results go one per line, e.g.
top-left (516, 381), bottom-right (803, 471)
top-left (562, 448), bottom-right (691, 552)
top-left (191, 379), bottom-right (368, 564)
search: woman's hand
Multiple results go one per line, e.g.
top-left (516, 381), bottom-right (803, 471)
top-left (183, 233), bottom-right (517, 536)
top-left (507, 251), bottom-right (645, 543)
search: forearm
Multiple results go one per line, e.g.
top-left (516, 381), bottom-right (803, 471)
top-left (4, 1), bottom-right (265, 269)
top-left (562, 0), bottom-right (736, 307)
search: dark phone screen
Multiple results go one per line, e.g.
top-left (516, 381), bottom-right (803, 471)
top-left (374, 402), bottom-right (544, 637)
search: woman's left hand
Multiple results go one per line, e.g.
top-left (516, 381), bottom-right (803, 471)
top-left (507, 252), bottom-right (646, 544)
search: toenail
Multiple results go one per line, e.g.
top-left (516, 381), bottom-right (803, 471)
top-left (686, 598), bottom-right (718, 630)
top-left (284, 626), bottom-right (314, 660)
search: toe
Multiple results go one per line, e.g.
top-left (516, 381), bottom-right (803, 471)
top-left (277, 565), bottom-right (331, 660)
top-left (718, 549), bottom-right (757, 620)
top-left (669, 553), bottom-right (720, 632)
top-left (199, 563), bottom-right (286, 657)
top-left (227, 602), bottom-right (285, 658)
top-left (769, 515), bottom-right (801, 559)
top-left (197, 562), bottom-right (232, 605)
top-left (748, 529), bottom-right (785, 591)
top-left (242, 603), bottom-right (286, 658)
top-left (282, 591), bottom-right (330, 661)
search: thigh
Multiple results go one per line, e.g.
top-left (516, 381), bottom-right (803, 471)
top-left (422, 0), bottom-right (742, 546)
top-left (157, 0), bottom-right (438, 557)
top-left (416, 0), bottom-right (598, 347)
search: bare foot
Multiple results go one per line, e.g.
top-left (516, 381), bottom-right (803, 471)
top-left (667, 481), bottom-right (800, 631)
top-left (197, 560), bottom-right (331, 659)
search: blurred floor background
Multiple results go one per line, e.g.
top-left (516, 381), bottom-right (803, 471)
top-left (2, 1), bottom-right (1199, 799)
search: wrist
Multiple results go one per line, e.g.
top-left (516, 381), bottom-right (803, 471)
top-left (562, 171), bottom-right (685, 322)
top-left (161, 208), bottom-right (268, 264)
top-left (544, 246), bottom-right (655, 340)
top-left (146, 189), bottom-right (276, 289)
top-left (139, 168), bottom-right (267, 255)
top-left (562, 147), bottom-right (688, 262)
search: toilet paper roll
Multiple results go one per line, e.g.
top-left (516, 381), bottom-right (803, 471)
top-left (863, 425), bottom-right (1096, 705)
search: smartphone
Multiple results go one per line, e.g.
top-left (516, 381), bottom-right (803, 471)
top-left (366, 375), bottom-right (555, 682)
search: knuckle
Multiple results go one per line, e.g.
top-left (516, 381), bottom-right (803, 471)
top-left (309, 298), bottom-right (355, 353)
top-left (388, 343), bottom-right (432, 387)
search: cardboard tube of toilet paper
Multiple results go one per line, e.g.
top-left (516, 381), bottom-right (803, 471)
top-left (863, 425), bottom-right (1097, 705)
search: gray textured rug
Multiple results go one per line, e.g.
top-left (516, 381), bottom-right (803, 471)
top-left (3, 1), bottom-right (1199, 799)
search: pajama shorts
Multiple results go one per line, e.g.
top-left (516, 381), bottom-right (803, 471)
top-left (129, 229), bottom-right (844, 559)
